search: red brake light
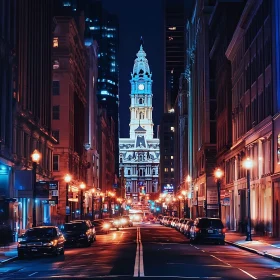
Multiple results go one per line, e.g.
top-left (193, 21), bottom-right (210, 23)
top-left (222, 228), bottom-right (226, 233)
top-left (195, 227), bottom-right (200, 232)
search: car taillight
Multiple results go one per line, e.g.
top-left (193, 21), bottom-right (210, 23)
top-left (219, 228), bottom-right (226, 233)
top-left (195, 228), bottom-right (200, 232)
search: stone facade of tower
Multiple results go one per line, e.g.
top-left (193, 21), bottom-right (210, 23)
top-left (119, 44), bottom-right (160, 202)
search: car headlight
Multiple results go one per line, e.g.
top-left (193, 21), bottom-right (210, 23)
top-left (103, 223), bottom-right (110, 229)
top-left (114, 220), bottom-right (119, 225)
top-left (43, 240), bottom-right (58, 246)
top-left (18, 243), bottom-right (27, 247)
top-left (121, 218), bottom-right (126, 224)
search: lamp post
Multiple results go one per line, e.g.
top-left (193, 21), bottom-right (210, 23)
top-left (181, 190), bottom-right (187, 218)
top-left (178, 195), bottom-right (182, 218)
top-left (214, 168), bottom-right (223, 219)
top-left (31, 149), bottom-right (40, 227)
top-left (186, 175), bottom-right (192, 219)
top-left (243, 157), bottom-right (253, 241)
top-left (91, 188), bottom-right (95, 219)
top-left (80, 183), bottom-right (86, 219)
top-left (195, 186), bottom-right (199, 218)
top-left (64, 174), bottom-right (72, 223)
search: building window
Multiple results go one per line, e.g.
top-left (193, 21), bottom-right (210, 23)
top-left (53, 60), bottom-right (60, 70)
top-left (128, 170), bottom-right (131, 175)
top-left (139, 98), bottom-right (143, 104)
top-left (53, 155), bottom-right (59, 171)
top-left (53, 37), bottom-right (59, 47)
top-left (52, 130), bottom-right (60, 143)
top-left (52, 81), bottom-right (60, 96)
top-left (170, 168), bottom-right (174, 172)
top-left (171, 156), bottom-right (174, 159)
top-left (164, 168), bottom-right (168, 172)
top-left (170, 126), bottom-right (174, 132)
top-left (52, 106), bottom-right (60, 120)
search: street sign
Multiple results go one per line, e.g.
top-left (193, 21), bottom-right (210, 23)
top-left (35, 181), bottom-right (49, 198)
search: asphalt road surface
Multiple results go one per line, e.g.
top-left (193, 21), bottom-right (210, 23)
top-left (1, 223), bottom-right (280, 279)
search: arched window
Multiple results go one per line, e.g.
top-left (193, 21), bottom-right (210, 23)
top-left (139, 169), bottom-right (143, 176)
top-left (139, 98), bottom-right (143, 104)
top-left (128, 170), bottom-right (131, 175)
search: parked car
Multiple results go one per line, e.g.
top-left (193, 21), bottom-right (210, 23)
top-left (17, 226), bottom-right (65, 259)
top-left (92, 219), bottom-right (111, 234)
top-left (61, 221), bottom-right (95, 247)
top-left (183, 220), bottom-right (194, 238)
top-left (189, 217), bottom-right (226, 244)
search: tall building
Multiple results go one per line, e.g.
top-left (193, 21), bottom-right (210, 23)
top-left (161, 0), bottom-right (186, 200)
top-left (164, 0), bottom-right (186, 113)
top-left (14, 0), bottom-right (56, 231)
top-left (78, 0), bottom-right (120, 176)
top-left (0, 0), bottom-right (16, 227)
top-left (52, 13), bottom-right (87, 223)
top-left (119, 44), bottom-right (160, 203)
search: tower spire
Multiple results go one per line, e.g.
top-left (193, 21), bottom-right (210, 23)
top-left (140, 36), bottom-right (144, 47)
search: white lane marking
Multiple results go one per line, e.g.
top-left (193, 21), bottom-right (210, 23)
top-left (28, 272), bottom-right (38, 277)
top-left (134, 227), bottom-right (140, 277)
top-left (133, 227), bottom-right (145, 277)
top-left (210, 255), bottom-right (231, 267)
top-left (238, 268), bottom-right (257, 279)
top-left (134, 243), bottom-right (140, 277)
top-left (139, 240), bottom-right (144, 277)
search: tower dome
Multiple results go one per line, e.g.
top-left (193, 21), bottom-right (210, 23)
top-left (132, 45), bottom-right (151, 78)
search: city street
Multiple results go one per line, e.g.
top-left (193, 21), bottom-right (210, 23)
top-left (1, 224), bottom-right (280, 279)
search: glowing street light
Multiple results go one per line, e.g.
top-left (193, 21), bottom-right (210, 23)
top-left (31, 149), bottom-right (41, 227)
top-left (64, 174), bottom-right (72, 222)
top-left (243, 157), bottom-right (253, 241)
top-left (80, 183), bottom-right (86, 219)
top-left (214, 168), bottom-right (224, 219)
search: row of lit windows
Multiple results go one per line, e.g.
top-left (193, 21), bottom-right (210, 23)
top-left (164, 168), bottom-right (174, 172)
top-left (98, 78), bottom-right (116, 85)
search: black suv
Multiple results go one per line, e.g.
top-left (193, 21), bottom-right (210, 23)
top-left (17, 226), bottom-right (65, 259)
top-left (61, 220), bottom-right (96, 247)
top-left (189, 217), bottom-right (225, 245)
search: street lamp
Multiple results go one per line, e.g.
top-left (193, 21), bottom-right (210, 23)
top-left (243, 157), bottom-right (253, 241)
top-left (64, 174), bottom-right (72, 223)
top-left (186, 175), bottom-right (192, 219)
top-left (181, 190), bottom-right (187, 218)
top-left (214, 168), bottom-right (223, 220)
top-left (80, 182), bottom-right (86, 219)
top-left (195, 185), bottom-right (199, 217)
top-left (91, 188), bottom-right (95, 219)
top-left (31, 149), bottom-right (41, 227)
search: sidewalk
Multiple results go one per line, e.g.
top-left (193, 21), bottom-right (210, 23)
top-left (225, 231), bottom-right (280, 262)
top-left (0, 243), bottom-right (18, 264)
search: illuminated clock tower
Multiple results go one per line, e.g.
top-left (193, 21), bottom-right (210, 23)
top-left (119, 42), bottom-right (160, 200)
top-left (129, 45), bottom-right (154, 140)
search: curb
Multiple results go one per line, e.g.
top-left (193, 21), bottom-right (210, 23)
top-left (225, 240), bottom-right (280, 262)
top-left (0, 255), bottom-right (18, 264)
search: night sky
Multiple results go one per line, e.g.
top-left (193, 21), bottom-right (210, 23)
top-left (102, 0), bottom-right (164, 138)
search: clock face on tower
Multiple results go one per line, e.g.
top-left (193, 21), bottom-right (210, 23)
top-left (138, 84), bottom-right (144, 90)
